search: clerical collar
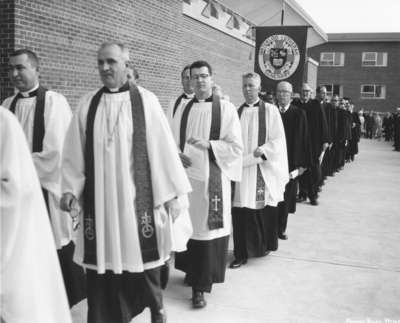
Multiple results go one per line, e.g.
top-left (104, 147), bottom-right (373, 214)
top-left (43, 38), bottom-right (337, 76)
top-left (243, 99), bottom-right (260, 107)
top-left (183, 92), bottom-right (194, 99)
top-left (193, 95), bottom-right (213, 103)
top-left (103, 82), bottom-right (130, 94)
top-left (278, 103), bottom-right (291, 113)
top-left (19, 84), bottom-right (40, 98)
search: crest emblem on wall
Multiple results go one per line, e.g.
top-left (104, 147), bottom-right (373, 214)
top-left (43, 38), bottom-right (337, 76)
top-left (258, 34), bottom-right (300, 80)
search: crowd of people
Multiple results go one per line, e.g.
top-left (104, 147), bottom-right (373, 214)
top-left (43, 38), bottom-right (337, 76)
top-left (2, 42), bottom-right (391, 323)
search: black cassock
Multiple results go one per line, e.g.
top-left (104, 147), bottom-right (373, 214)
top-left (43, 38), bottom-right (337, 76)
top-left (349, 112), bottom-right (361, 160)
top-left (277, 104), bottom-right (311, 234)
top-left (335, 108), bottom-right (352, 168)
top-left (321, 101), bottom-right (337, 177)
top-left (293, 99), bottom-right (329, 200)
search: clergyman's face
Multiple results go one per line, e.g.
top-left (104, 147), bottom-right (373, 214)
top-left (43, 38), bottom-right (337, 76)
top-left (191, 66), bottom-right (212, 97)
top-left (242, 77), bottom-right (260, 103)
top-left (181, 68), bottom-right (193, 94)
top-left (9, 54), bottom-right (39, 92)
top-left (318, 88), bottom-right (327, 101)
top-left (276, 83), bottom-right (292, 107)
top-left (97, 45), bottom-right (127, 89)
top-left (331, 96), bottom-right (339, 107)
top-left (301, 87), bottom-right (312, 102)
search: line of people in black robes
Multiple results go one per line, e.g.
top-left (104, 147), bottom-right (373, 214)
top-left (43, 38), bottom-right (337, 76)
top-left (381, 109), bottom-right (400, 151)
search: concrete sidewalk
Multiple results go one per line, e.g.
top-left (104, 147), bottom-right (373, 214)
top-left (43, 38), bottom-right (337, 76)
top-left (71, 139), bottom-right (400, 323)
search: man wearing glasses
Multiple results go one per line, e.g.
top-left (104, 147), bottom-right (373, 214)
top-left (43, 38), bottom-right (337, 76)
top-left (173, 60), bottom-right (243, 309)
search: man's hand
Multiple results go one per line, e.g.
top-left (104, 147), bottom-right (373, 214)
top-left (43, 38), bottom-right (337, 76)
top-left (179, 153), bottom-right (192, 168)
top-left (329, 143), bottom-right (333, 150)
top-left (60, 193), bottom-right (76, 212)
top-left (165, 198), bottom-right (181, 222)
top-left (298, 167), bottom-right (306, 176)
top-left (187, 137), bottom-right (210, 150)
top-left (344, 140), bottom-right (348, 147)
top-left (253, 147), bottom-right (264, 158)
top-left (322, 142), bottom-right (329, 151)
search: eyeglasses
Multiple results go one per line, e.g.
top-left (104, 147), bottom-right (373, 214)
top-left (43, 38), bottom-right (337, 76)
top-left (70, 200), bottom-right (81, 231)
top-left (191, 74), bottom-right (210, 80)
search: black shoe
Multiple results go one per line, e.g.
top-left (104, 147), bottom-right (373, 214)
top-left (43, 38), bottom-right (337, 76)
top-left (229, 258), bottom-right (247, 269)
top-left (310, 199), bottom-right (319, 206)
top-left (151, 309), bottom-right (166, 323)
top-left (192, 291), bottom-right (207, 309)
top-left (279, 232), bottom-right (288, 240)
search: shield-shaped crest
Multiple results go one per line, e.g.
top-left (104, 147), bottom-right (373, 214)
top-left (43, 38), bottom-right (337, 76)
top-left (269, 48), bottom-right (287, 69)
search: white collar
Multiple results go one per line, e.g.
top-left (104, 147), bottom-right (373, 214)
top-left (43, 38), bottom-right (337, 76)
top-left (19, 83), bottom-right (39, 98)
top-left (184, 92), bottom-right (194, 98)
top-left (246, 99), bottom-right (260, 107)
top-left (278, 102), bottom-right (291, 113)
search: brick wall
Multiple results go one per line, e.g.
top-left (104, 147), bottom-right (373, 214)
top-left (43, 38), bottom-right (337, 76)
top-left (3, 0), bottom-right (183, 110)
top-left (2, 1), bottom-right (255, 109)
top-left (182, 15), bottom-right (254, 107)
top-left (308, 42), bottom-right (400, 112)
top-left (0, 0), bottom-right (15, 100)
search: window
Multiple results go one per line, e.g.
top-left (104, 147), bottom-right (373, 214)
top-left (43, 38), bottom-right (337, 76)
top-left (320, 52), bottom-right (345, 66)
top-left (321, 84), bottom-right (342, 97)
top-left (362, 52), bottom-right (387, 66)
top-left (360, 84), bottom-right (386, 99)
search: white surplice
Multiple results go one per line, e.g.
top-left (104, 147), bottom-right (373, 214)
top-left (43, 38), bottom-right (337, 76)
top-left (173, 99), bottom-right (243, 240)
top-left (233, 102), bottom-right (289, 208)
top-left (166, 93), bottom-right (194, 143)
top-left (61, 86), bottom-right (192, 274)
top-left (0, 107), bottom-right (72, 323)
top-left (2, 90), bottom-right (73, 249)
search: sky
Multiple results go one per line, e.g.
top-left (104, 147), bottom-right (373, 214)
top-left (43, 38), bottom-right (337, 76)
top-left (294, 0), bottom-right (400, 33)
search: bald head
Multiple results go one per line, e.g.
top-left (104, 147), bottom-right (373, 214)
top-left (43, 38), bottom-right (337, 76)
top-left (276, 81), bottom-right (293, 107)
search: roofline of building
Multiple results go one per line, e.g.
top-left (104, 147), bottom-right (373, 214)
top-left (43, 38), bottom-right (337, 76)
top-left (286, 0), bottom-right (328, 42)
top-left (328, 33), bottom-right (400, 42)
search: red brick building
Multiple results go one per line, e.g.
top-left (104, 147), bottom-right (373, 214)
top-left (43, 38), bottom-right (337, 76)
top-left (308, 33), bottom-right (400, 113)
top-left (0, 0), bottom-right (327, 109)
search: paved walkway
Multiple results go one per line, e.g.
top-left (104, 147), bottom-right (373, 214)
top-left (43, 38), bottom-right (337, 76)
top-left (71, 139), bottom-right (400, 323)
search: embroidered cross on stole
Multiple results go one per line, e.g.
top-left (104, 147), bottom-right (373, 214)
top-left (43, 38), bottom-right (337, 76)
top-left (180, 95), bottom-right (224, 230)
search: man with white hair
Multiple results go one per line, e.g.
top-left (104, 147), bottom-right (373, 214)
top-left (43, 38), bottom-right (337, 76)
top-left (231, 72), bottom-right (288, 268)
top-left (275, 81), bottom-right (311, 240)
top-left (60, 42), bottom-right (192, 323)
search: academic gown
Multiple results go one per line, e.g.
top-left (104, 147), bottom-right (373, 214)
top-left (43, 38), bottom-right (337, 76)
top-left (2, 89), bottom-right (86, 307)
top-left (294, 98), bottom-right (329, 199)
top-left (277, 104), bottom-right (311, 234)
top-left (232, 101), bottom-right (288, 258)
top-left (0, 107), bottom-right (72, 323)
top-left (336, 109), bottom-right (352, 168)
top-left (173, 97), bottom-right (243, 292)
top-left (349, 112), bottom-right (361, 158)
top-left (321, 101), bottom-right (336, 177)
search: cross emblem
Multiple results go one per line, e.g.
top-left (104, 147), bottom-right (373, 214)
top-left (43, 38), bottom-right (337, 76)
top-left (211, 195), bottom-right (221, 212)
top-left (141, 211), bottom-right (154, 238)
